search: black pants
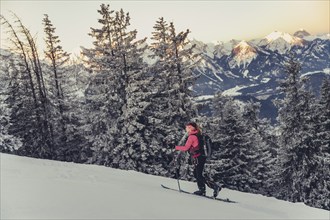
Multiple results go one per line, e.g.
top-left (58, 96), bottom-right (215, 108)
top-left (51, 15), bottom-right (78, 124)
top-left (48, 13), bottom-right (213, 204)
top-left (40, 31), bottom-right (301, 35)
top-left (193, 156), bottom-right (216, 191)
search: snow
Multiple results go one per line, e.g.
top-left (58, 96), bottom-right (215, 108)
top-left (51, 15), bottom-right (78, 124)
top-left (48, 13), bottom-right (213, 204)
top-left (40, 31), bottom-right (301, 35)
top-left (256, 94), bottom-right (272, 100)
top-left (213, 70), bottom-right (224, 82)
top-left (303, 33), bottom-right (330, 41)
top-left (195, 95), bottom-right (214, 101)
top-left (235, 40), bottom-right (251, 49)
top-left (204, 43), bottom-right (216, 58)
top-left (213, 40), bottom-right (240, 57)
top-left (0, 48), bottom-right (11, 56)
top-left (301, 68), bottom-right (330, 77)
top-left (191, 39), bottom-right (215, 58)
top-left (222, 85), bottom-right (245, 96)
top-left (261, 77), bottom-right (271, 83)
top-left (1, 153), bottom-right (329, 220)
top-left (324, 68), bottom-right (330, 75)
top-left (231, 40), bottom-right (257, 68)
top-left (265, 31), bottom-right (303, 45)
top-left (243, 70), bottom-right (249, 78)
top-left (260, 31), bottom-right (305, 54)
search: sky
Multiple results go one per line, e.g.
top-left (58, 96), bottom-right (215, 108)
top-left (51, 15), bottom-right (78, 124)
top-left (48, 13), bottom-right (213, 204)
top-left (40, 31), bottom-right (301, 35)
top-left (1, 0), bottom-right (329, 53)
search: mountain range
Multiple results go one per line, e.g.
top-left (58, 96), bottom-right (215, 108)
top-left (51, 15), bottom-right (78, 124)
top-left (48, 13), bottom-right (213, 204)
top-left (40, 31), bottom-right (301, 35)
top-left (191, 30), bottom-right (330, 122)
top-left (1, 29), bottom-right (329, 123)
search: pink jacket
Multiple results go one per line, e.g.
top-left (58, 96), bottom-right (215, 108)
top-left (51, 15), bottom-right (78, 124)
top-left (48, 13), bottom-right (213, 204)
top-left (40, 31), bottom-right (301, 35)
top-left (175, 130), bottom-right (201, 158)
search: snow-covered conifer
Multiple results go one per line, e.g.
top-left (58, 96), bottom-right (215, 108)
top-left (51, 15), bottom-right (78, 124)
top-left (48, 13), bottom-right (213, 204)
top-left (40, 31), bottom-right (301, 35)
top-left (242, 101), bottom-right (277, 194)
top-left (81, 5), bottom-right (160, 171)
top-left (148, 18), bottom-right (198, 166)
top-left (43, 14), bottom-right (73, 158)
top-left (209, 94), bottom-right (263, 192)
top-left (1, 14), bottom-right (53, 158)
top-left (275, 55), bottom-right (323, 204)
top-left (143, 17), bottom-right (200, 177)
top-left (0, 60), bottom-right (22, 152)
top-left (81, 4), bottom-right (123, 166)
top-left (308, 78), bottom-right (330, 210)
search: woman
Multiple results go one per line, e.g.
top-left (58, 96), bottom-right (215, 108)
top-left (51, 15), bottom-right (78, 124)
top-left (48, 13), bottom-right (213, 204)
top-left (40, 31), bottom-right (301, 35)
top-left (175, 122), bottom-right (221, 197)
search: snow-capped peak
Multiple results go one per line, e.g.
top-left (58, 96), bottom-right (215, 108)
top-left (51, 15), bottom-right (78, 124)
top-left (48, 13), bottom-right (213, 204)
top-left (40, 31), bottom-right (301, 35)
top-left (265, 31), bottom-right (304, 45)
top-left (213, 39), bottom-right (240, 57)
top-left (230, 40), bottom-right (257, 68)
top-left (236, 40), bottom-right (250, 48)
top-left (190, 38), bottom-right (216, 58)
top-left (233, 40), bottom-right (256, 55)
top-left (260, 31), bottom-right (305, 54)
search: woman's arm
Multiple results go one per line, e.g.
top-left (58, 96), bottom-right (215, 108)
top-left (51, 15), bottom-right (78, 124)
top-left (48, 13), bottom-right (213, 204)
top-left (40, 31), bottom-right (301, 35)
top-left (175, 135), bottom-right (198, 151)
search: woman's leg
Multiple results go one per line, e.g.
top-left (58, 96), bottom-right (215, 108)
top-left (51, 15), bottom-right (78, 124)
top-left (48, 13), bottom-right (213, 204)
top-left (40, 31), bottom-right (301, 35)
top-left (195, 157), bottom-right (206, 191)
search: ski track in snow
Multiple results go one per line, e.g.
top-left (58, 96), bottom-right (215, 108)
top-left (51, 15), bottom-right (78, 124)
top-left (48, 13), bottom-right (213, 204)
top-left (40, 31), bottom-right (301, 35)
top-left (1, 153), bottom-right (329, 219)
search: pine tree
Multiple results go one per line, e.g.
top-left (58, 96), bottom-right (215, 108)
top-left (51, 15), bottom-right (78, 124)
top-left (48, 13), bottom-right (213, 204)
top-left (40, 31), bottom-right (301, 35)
top-left (109, 8), bottom-right (157, 171)
top-left (43, 14), bottom-right (72, 159)
top-left (318, 78), bottom-right (330, 163)
top-left (275, 55), bottom-right (322, 203)
top-left (0, 57), bottom-right (22, 153)
top-left (148, 17), bottom-right (198, 173)
top-left (166, 21), bottom-right (198, 126)
top-left (309, 77), bottom-right (330, 210)
top-left (242, 101), bottom-right (277, 194)
top-left (208, 94), bottom-right (262, 192)
top-left (81, 4), bottom-right (123, 166)
top-left (1, 14), bottom-right (53, 158)
top-left (198, 93), bottom-right (229, 185)
top-left (82, 4), bottom-right (160, 171)
top-left (62, 63), bottom-right (92, 163)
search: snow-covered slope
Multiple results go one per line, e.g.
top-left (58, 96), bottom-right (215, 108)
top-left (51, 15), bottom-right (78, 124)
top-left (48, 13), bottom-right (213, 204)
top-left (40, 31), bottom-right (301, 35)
top-left (1, 153), bottom-right (329, 219)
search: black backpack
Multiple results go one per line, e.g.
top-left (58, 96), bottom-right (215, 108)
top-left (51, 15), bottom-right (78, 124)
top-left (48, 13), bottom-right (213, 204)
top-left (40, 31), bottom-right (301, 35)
top-left (195, 133), bottom-right (213, 158)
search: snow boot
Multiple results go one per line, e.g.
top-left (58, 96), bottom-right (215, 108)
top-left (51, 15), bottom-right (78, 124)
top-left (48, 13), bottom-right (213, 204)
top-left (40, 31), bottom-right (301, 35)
top-left (213, 184), bottom-right (222, 198)
top-left (194, 188), bottom-right (206, 196)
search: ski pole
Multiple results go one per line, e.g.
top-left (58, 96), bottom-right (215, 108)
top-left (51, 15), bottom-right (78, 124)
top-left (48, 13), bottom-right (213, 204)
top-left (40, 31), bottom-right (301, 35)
top-left (176, 163), bottom-right (182, 192)
top-left (174, 151), bottom-right (182, 192)
top-left (173, 132), bottom-right (187, 192)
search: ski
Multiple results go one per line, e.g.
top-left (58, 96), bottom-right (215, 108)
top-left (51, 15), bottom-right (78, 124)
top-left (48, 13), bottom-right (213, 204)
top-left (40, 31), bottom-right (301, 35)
top-left (161, 184), bottom-right (236, 203)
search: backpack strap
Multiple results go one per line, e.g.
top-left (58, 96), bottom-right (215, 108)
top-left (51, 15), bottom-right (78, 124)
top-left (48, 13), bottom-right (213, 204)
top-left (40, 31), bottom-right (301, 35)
top-left (190, 133), bottom-right (204, 157)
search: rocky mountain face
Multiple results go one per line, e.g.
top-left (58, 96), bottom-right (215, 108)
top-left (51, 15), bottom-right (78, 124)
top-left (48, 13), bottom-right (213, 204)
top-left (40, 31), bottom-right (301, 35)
top-left (192, 30), bottom-right (330, 122)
